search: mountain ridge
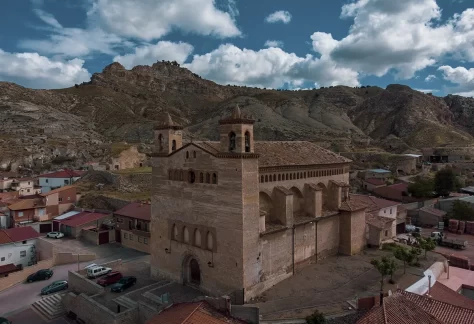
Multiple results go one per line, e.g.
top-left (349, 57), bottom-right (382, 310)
top-left (1, 61), bottom-right (474, 171)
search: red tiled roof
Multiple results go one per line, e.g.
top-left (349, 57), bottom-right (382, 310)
top-left (38, 169), bottom-right (84, 179)
top-left (429, 282), bottom-right (474, 310)
top-left (40, 185), bottom-right (76, 196)
top-left (420, 206), bottom-right (447, 217)
top-left (114, 202), bottom-right (151, 221)
top-left (373, 183), bottom-right (409, 201)
top-left (58, 211), bottom-right (110, 227)
top-left (0, 191), bottom-right (19, 202)
top-left (193, 141), bottom-right (351, 167)
top-left (339, 196), bottom-right (368, 212)
top-left (8, 198), bottom-right (45, 211)
top-left (364, 178), bottom-right (386, 186)
top-left (146, 302), bottom-right (246, 324)
top-left (350, 194), bottom-right (399, 212)
top-left (3, 226), bottom-right (40, 242)
top-left (0, 230), bottom-right (13, 245)
top-left (357, 290), bottom-right (474, 324)
top-left (366, 213), bottom-right (394, 230)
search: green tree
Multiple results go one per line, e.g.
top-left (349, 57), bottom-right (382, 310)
top-left (434, 168), bottom-right (460, 196)
top-left (418, 238), bottom-right (436, 258)
top-left (306, 310), bottom-right (326, 324)
top-left (393, 246), bottom-right (415, 274)
top-left (371, 256), bottom-right (397, 291)
top-left (449, 200), bottom-right (474, 221)
top-left (407, 177), bottom-right (435, 198)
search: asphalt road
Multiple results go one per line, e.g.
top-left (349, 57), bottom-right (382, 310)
top-left (0, 246), bottom-right (149, 318)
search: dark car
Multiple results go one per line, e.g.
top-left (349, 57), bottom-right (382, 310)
top-left (97, 271), bottom-right (123, 287)
top-left (110, 276), bottom-right (136, 292)
top-left (41, 280), bottom-right (68, 295)
top-left (0, 317), bottom-right (11, 324)
top-left (27, 269), bottom-right (53, 283)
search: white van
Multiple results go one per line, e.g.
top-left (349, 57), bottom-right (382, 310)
top-left (87, 266), bottom-right (112, 279)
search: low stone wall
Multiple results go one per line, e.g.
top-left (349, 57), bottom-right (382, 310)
top-left (63, 292), bottom-right (139, 324)
top-left (54, 252), bottom-right (96, 266)
top-left (68, 270), bottom-right (104, 295)
top-left (0, 259), bottom-right (54, 292)
top-left (36, 237), bottom-right (55, 260)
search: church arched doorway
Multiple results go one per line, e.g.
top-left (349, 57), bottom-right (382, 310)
top-left (190, 259), bottom-right (201, 285)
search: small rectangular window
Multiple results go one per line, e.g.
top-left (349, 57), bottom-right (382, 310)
top-left (144, 238), bottom-right (148, 245)
top-left (138, 236), bottom-right (142, 243)
top-left (22, 240), bottom-right (27, 244)
top-left (20, 251), bottom-right (26, 257)
top-left (124, 233), bottom-right (128, 239)
top-left (1, 257), bottom-right (4, 261)
top-left (390, 208), bottom-right (392, 214)
top-left (59, 197), bottom-right (63, 202)
top-left (46, 179), bottom-right (49, 183)
top-left (68, 197), bottom-right (71, 201)
top-left (129, 234), bottom-right (133, 241)
top-left (18, 211), bottom-right (24, 217)
top-left (385, 230), bottom-right (388, 237)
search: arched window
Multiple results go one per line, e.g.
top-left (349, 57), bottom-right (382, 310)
top-left (206, 173), bottom-right (211, 183)
top-left (290, 174), bottom-right (293, 180)
top-left (245, 131), bottom-right (251, 152)
top-left (304, 172), bottom-right (307, 178)
top-left (158, 134), bottom-right (163, 152)
top-left (265, 175), bottom-right (268, 182)
top-left (194, 229), bottom-right (201, 247)
top-left (229, 132), bottom-right (236, 152)
top-left (207, 231), bottom-right (214, 251)
top-left (183, 227), bottom-right (190, 244)
top-left (212, 173), bottom-right (217, 184)
top-left (180, 170), bottom-right (184, 181)
top-left (260, 175), bottom-right (264, 183)
top-left (296, 173), bottom-right (300, 180)
top-left (188, 170), bottom-right (196, 183)
top-left (278, 174), bottom-right (281, 181)
top-left (273, 174), bottom-right (276, 181)
top-left (199, 172), bottom-right (204, 183)
top-left (168, 170), bottom-right (173, 180)
top-left (193, 151), bottom-right (197, 158)
top-left (186, 151), bottom-right (189, 159)
top-left (174, 170), bottom-right (179, 180)
top-left (286, 174), bottom-right (289, 180)
top-left (172, 140), bottom-right (177, 151)
top-left (172, 224), bottom-right (178, 240)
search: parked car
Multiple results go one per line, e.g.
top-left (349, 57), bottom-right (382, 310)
top-left (41, 280), bottom-right (68, 295)
top-left (46, 232), bottom-right (64, 239)
top-left (84, 263), bottom-right (98, 270)
top-left (97, 271), bottom-right (123, 286)
top-left (87, 266), bottom-right (112, 279)
top-left (27, 269), bottom-right (53, 283)
top-left (0, 317), bottom-right (11, 324)
top-left (110, 276), bottom-right (137, 292)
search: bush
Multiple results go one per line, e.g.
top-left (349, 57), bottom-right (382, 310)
top-left (382, 242), bottom-right (398, 252)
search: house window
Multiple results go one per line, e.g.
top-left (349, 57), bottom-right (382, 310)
top-left (28, 182), bottom-right (31, 185)
top-left (186, 151), bottom-right (189, 159)
top-left (18, 211), bottom-right (24, 217)
top-left (20, 251), bottom-right (26, 257)
top-left (22, 240), bottom-right (26, 244)
top-left (390, 208), bottom-right (392, 214)
top-left (129, 220), bottom-right (133, 230)
top-left (212, 173), bottom-right (217, 184)
top-left (45, 179), bottom-right (49, 183)
top-left (384, 209), bottom-right (386, 214)
top-left (193, 151), bottom-right (196, 158)
top-left (138, 236), bottom-right (142, 243)
top-left (0, 257), bottom-right (4, 261)
top-left (172, 140), bottom-right (176, 151)
top-left (124, 233), bottom-right (128, 239)
top-left (385, 230), bottom-right (388, 237)
top-left (27, 189), bottom-right (30, 193)
top-left (129, 234), bottom-right (134, 241)
top-left (68, 197), bottom-right (71, 201)
top-left (59, 198), bottom-right (63, 202)
top-left (144, 238), bottom-right (148, 245)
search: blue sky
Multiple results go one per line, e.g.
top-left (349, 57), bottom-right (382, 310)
top-left (1, 0), bottom-right (474, 96)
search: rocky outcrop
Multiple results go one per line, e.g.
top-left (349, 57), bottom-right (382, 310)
top-left (2, 62), bottom-right (474, 171)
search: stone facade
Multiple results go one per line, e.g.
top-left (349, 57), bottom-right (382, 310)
top-left (150, 109), bottom-right (367, 302)
top-left (110, 145), bottom-right (147, 170)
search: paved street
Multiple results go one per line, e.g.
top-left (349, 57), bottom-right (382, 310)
top-left (0, 239), bottom-right (149, 319)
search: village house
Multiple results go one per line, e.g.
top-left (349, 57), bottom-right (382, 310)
top-left (109, 145), bottom-right (147, 170)
top-left (0, 176), bottom-right (41, 196)
top-left (363, 178), bottom-right (386, 192)
top-left (7, 186), bottom-right (77, 226)
top-left (418, 206), bottom-right (447, 227)
top-left (360, 169), bottom-right (392, 181)
top-left (0, 226), bottom-right (40, 269)
top-left (113, 202), bottom-right (151, 253)
top-left (351, 194), bottom-right (400, 247)
top-left (38, 169), bottom-right (84, 193)
top-left (52, 210), bottom-right (112, 240)
top-left (0, 192), bottom-right (19, 229)
top-left (151, 107), bottom-right (368, 302)
top-left (373, 182), bottom-right (410, 202)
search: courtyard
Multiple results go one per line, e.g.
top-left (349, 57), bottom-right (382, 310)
top-left (249, 246), bottom-right (444, 321)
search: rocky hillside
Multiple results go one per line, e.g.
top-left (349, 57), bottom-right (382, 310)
top-left (1, 61), bottom-right (474, 170)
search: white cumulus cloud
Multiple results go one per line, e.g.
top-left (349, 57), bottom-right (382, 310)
top-left (264, 40), bottom-right (284, 48)
top-left (184, 44), bottom-right (359, 89)
top-left (311, 0), bottom-right (474, 80)
top-left (91, 0), bottom-right (241, 40)
top-left (113, 41), bottom-right (194, 69)
top-left (265, 10), bottom-right (292, 24)
top-left (438, 65), bottom-right (474, 96)
top-left (425, 74), bottom-right (437, 82)
top-left (0, 49), bottom-right (90, 89)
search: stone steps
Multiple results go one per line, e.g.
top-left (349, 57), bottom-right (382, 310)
top-left (31, 293), bottom-right (66, 320)
top-left (114, 295), bottom-right (137, 310)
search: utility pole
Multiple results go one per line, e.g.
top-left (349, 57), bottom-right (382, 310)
top-left (77, 253), bottom-right (79, 271)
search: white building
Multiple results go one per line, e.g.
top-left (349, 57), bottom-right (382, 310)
top-left (0, 226), bottom-right (40, 268)
top-left (38, 169), bottom-right (84, 193)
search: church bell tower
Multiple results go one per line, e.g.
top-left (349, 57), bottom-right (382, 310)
top-left (218, 105), bottom-right (255, 153)
top-left (154, 112), bottom-right (183, 155)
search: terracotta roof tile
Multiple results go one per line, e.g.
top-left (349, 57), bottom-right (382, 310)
top-left (366, 213), bottom-right (394, 229)
top-left (429, 282), bottom-right (474, 310)
top-left (0, 191), bottom-right (19, 202)
top-left (114, 202), bottom-right (151, 221)
top-left (351, 194), bottom-right (399, 212)
top-left (58, 211), bottom-right (110, 228)
top-left (146, 302), bottom-right (247, 324)
top-left (3, 226), bottom-right (40, 242)
top-left (339, 196), bottom-right (368, 212)
top-left (420, 207), bottom-right (447, 217)
top-left (40, 185), bottom-right (76, 196)
top-left (8, 198), bottom-right (45, 211)
top-left (194, 141), bottom-right (350, 167)
top-left (364, 178), bottom-right (386, 186)
top-left (0, 230), bottom-right (13, 245)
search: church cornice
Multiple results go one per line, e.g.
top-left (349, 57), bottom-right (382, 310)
top-left (259, 162), bottom-right (350, 172)
top-left (218, 118), bottom-right (255, 125)
top-left (216, 152), bottom-right (260, 159)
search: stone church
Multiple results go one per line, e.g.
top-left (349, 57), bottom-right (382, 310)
top-left (150, 106), bottom-right (367, 302)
